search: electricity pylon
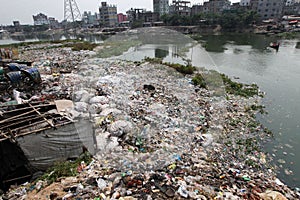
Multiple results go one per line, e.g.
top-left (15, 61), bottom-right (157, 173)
top-left (64, 0), bottom-right (81, 22)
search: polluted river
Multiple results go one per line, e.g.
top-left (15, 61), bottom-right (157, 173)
top-left (0, 28), bottom-right (299, 199)
top-left (117, 31), bottom-right (300, 190)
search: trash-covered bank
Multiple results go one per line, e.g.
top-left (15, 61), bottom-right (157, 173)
top-left (1, 42), bottom-right (299, 199)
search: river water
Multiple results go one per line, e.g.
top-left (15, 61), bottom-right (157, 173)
top-left (192, 34), bottom-right (300, 189)
top-left (1, 33), bottom-right (300, 189)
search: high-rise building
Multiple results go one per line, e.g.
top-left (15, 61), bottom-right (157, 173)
top-left (283, 0), bottom-right (300, 15)
top-left (153, 0), bottom-right (170, 16)
top-left (99, 2), bottom-right (118, 27)
top-left (202, 0), bottom-right (231, 14)
top-left (254, 0), bottom-right (285, 20)
top-left (169, 0), bottom-right (191, 16)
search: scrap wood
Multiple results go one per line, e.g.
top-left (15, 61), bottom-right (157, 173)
top-left (16, 121), bottom-right (73, 138)
top-left (0, 109), bottom-right (40, 124)
top-left (0, 120), bottom-right (73, 142)
top-left (28, 103), bottom-right (54, 128)
top-left (0, 114), bottom-right (44, 130)
top-left (5, 119), bottom-right (51, 134)
top-left (0, 102), bottom-right (54, 115)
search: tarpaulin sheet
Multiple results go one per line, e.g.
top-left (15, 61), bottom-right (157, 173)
top-left (16, 120), bottom-right (95, 170)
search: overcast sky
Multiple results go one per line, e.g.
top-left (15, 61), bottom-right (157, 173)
top-left (0, 0), bottom-right (239, 26)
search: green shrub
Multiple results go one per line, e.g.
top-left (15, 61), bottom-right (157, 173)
top-left (40, 152), bottom-right (92, 184)
top-left (192, 74), bottom-right (207, 88)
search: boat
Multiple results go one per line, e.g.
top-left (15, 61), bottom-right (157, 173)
top-left (288, 20), bottom-right (298, 25)
top-left (269, 42), bottom-right (280, 51)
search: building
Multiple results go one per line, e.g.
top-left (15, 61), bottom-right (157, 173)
top-left (202, 0), bottom-right (231, 14)
top-left (285, 0), bottom-right (300, 6)
top-left (83, 11), bottom-right (99, 27)
top-left (126, 8), bottom-right (159, 25)
top-left (254, 0), bottom-right (285, 20)
top-left (153, 0), bottom-right (170, 16)
top-left (99, 2), bottom-right (118, 27)
top-left (283, 1), bottom-right (300, 15)
top-left (240, 0), bottom-right (251, 6)
top-left (13, 21), bottom-right (20, 27)
top-left (33, 13), bottom-right (49, 26)
top-left (117, 13), bottom-right (127, 23)
top-left (191, 4), bottom-right (204, 16)
top-left (126, 8), bottom-right (145, 22)
top-left (169, 0), bottom-right (191, 16)
top-left (48, 17), bottom-right (60, 29)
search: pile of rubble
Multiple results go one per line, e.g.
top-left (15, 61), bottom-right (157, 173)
top-left (1, 43), bottom-right (299, 199)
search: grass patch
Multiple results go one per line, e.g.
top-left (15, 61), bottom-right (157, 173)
top-left (144, 57), bottom-right (196, 75)
top-left (245, 104), bottom-right (266, 114)
top-left (236, 137), bottom-right (260, 154)
top-left (63, 41), bottom-right (98, 51)
top-left (192, 73), bottom-right (207, 88)
top-left (221, 74), bottom-right (260, 97)
top-left (39, 152), bottom-right (92, 184)
top-left (165, 62), bottom-right (196, 74)
top-left (143, 57), bottom-right (163, 64)
top-left (192, 71), bottom-right (260, 97)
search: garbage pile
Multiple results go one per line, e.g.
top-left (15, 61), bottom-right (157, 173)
top-left (0, 48), bottom-right (13, 60)
top-left (1, 44), bottom-right (299, 199)
top-left (0, 61), bottom-right (41, 103)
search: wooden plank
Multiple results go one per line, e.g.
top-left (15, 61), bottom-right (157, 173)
top-left (3, 174), bottom-right (32, 183)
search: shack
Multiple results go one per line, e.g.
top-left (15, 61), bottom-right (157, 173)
top-left (0, 100), bottom-right (95, 190)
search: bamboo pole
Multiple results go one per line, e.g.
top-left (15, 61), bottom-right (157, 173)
top-left (28, 103), bottom-right (54, 128)
top-left (0, 114), bottom-right (46, 130)
top-left (0, 121), bottom-right (73, 142)
top-left (0, 109), bottom-right (40, 124)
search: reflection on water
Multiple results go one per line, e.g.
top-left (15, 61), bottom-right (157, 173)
top-left (117, 44), bottom-right (189, 65)
top-left (155, 48), bottom-right (169, 59)
top-left (198, 33), bottom-right (280, 52)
